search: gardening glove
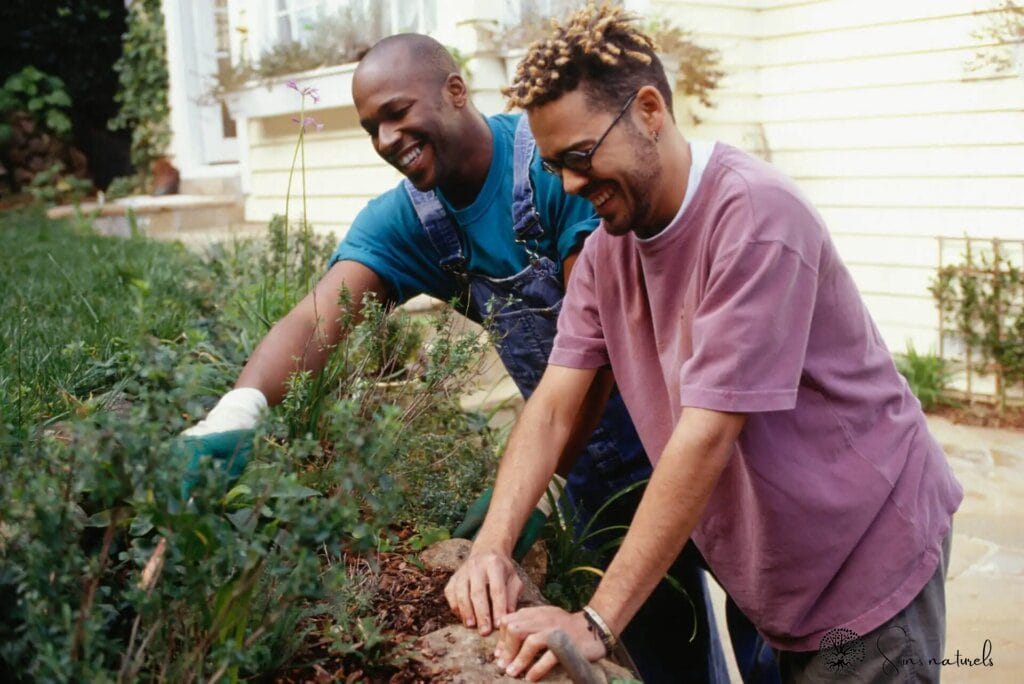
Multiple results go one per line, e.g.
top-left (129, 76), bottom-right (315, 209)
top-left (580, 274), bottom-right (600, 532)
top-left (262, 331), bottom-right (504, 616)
top-left (176, 387), bottom-right (267, 499)
top-left (452, 474), bottom-right (566, 561)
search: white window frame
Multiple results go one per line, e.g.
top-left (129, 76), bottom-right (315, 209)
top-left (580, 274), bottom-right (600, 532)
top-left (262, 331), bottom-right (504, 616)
top-left (249, 0), bottom-right (438, 57)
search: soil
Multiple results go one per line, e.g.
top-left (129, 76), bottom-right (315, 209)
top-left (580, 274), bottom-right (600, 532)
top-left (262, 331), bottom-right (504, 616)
top-left (929, 402), bottom-right (1024, 430)
top-left (277, 543), bottom-right (462, 683)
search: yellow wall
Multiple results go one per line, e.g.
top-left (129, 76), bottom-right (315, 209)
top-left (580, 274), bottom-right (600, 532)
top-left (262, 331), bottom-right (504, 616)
top-left (657, 0), bottom-right (1024, 354)
top-left (242, 0), bottom-right (1024, 356)
top-left (244, 105), bottom-right (401, 238)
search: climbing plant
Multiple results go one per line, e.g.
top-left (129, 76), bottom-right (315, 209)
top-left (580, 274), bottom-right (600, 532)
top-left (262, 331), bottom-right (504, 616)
top-left (108, 0), bottom-right (171, 185)
top-left (930, 240), bottom-right (1024, 410)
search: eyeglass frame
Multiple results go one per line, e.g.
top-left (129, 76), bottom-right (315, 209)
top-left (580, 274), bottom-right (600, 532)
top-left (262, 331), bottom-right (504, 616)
top-left (539, 91), bottom-right (639, 178)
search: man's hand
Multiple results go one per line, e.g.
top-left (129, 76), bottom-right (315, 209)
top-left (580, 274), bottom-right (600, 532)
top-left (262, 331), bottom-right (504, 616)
top-left (176, 387), bottom-right (267, 498)
top-left (452, 475), bottom-right (566, 561)
top-left (495, 606), bottom-right (605, 681)
top-left (444, 548), bottom-right (523, 636)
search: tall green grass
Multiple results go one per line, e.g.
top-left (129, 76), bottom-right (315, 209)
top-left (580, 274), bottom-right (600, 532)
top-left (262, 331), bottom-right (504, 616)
top-left (0, 209), bottom-right (221, 442)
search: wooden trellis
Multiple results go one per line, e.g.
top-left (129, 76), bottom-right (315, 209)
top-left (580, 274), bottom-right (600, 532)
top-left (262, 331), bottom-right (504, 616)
top-left (935, 236), bottom-right (1024, 409)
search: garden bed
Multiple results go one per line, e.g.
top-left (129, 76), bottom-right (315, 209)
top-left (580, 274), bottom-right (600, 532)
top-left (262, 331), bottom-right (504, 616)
top-left (0, 210), bottom-right (499, 681)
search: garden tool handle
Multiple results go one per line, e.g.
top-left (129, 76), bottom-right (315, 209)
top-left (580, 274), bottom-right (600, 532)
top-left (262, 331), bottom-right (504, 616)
top-left (547, 629), bottom-right (604, 684)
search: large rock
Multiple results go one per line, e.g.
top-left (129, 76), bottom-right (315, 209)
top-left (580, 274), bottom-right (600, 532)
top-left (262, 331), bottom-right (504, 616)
top-left (417, 539), bottom-right (638, 682)
top-left (416, 624), bottom-right (636, 683)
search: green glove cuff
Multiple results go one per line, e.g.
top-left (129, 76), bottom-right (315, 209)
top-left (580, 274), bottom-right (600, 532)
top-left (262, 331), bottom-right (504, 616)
top-left (452, 487), bottom-right (493, 539)
top-left (513, 509), bottom-right (548, 561)
top-left (176, 429), bottom-right (255, 499)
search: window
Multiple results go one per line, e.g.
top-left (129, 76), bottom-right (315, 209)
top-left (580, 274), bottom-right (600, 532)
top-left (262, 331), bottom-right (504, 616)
top-left (260, 0), bottom-right (437, 50)
top-left (273, 0), bottom-right (324, 45)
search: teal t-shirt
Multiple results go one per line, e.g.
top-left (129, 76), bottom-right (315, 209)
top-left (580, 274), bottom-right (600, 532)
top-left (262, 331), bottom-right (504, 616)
top-left (328, 113), bottom-right (598, 304)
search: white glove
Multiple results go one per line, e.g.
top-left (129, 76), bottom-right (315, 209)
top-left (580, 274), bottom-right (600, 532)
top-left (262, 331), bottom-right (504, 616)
top-left (182, 387), bottom-right (267, 436)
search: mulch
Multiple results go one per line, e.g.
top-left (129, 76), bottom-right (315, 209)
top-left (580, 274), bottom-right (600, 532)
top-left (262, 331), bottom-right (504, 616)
top-left (277, 544), bottom-right (461, 683)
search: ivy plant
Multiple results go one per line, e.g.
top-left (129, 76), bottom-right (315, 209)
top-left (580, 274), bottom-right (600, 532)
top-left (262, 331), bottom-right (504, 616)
top-left (108, 0), bottom-right (171, 182)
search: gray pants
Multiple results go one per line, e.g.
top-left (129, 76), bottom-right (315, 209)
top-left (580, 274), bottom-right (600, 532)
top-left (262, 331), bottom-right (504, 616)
top-left (776, 530), bottom-right (952, 683)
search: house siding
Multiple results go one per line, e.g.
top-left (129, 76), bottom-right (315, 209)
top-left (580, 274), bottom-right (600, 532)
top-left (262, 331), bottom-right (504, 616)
top-left (658, 0), bottom-right (1024, 355)
top-left (238, 0), bottom-right (1022, 358)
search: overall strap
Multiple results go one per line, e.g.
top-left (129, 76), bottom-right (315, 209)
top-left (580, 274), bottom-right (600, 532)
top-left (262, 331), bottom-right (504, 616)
top-left (512, 115), bottom-right (544, 245)
top-left (402, 179), bottom-right (467, 276)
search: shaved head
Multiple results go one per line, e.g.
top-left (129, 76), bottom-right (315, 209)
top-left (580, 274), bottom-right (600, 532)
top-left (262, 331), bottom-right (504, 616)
top-left (356, 33), bottom-right (459, 85)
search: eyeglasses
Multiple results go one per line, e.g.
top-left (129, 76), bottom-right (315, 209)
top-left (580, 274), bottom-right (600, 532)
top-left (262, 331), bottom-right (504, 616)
top-left (540, 91), bottom-right (638, 178)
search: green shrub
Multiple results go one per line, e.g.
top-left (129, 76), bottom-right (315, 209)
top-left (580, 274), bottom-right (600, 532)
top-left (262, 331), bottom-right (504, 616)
top-left (895, 342), bottom-right (953, 411)
top-left (0, 66), bottom-right (73, 142)
top-left (27, 162), bottom-right (94, 206)
top-left (0, 209), bottom-right (498, 679)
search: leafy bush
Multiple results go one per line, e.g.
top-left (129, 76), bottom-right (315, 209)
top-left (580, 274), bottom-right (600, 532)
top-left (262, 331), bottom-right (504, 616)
top-left (895, 343), bottom-right (953, 411)
top-left (0, 66), bottom-right (73, 142)
top-left (27, 162), bottom-right (93, 206)
top-left (0, 207), bottom-right (498, 679)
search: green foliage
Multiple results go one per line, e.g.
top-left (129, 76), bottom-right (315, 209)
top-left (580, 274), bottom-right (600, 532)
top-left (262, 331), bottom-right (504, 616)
top-left (895, 343), bottom-right (954, 411)
top-left (542, 480), bottom-right (640, 613)
top-left (930, 242), bottom-right (1024, 409)
top-left (0, 66), bottom-right (74, 143)
top-left (0, 208), bottom-right (498, 678)
top-left (27, 162), bottom-right (93, 206)
top-left (108, 0), bottom-right (171, 178)
top-left (104, 174), bottom-right (145, 200)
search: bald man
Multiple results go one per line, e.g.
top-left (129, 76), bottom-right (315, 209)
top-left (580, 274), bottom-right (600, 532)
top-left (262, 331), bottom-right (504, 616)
top-left (177, 34), bottom-right (732, 683)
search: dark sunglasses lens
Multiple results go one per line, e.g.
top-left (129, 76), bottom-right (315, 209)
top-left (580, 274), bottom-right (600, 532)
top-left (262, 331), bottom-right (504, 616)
top-left (563, 152), bottom-right (590, 173)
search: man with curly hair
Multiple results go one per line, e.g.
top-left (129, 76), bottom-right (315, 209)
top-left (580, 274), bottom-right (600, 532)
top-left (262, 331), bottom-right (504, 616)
top-left (446, 4), bottom-right (963, 682)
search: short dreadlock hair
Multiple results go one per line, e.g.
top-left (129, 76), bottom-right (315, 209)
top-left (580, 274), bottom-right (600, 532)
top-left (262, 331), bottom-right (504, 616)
top-left (503, 2), bottom-right (673, 119)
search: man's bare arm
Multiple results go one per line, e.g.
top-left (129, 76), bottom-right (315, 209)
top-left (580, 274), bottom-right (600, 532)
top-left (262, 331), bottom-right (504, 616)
top-left (445, 364), bottom-right (597, 633)
top-left (236, 260), bottom-right (392, 405)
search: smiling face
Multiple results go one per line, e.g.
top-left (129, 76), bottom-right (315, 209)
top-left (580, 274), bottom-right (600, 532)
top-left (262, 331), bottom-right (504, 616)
top-left (528, 87), bottom-right (663, 238)
top-left (352, 51), bottom-right (465, 191)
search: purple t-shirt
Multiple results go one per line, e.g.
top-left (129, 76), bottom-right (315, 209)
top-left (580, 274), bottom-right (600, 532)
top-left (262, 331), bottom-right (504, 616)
top-left (550, 143), bottom-right (963, 651)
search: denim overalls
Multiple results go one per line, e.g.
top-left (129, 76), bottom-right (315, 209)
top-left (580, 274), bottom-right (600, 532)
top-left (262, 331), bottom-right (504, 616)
top-left (403, 116), bottom-right (744, 683)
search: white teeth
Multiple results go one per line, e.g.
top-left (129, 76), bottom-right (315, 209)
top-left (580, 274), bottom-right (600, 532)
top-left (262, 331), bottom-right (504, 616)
top-left (592, 189), bottom-right (614, 207)
top-left (398, 145), bottom-right (422, 169)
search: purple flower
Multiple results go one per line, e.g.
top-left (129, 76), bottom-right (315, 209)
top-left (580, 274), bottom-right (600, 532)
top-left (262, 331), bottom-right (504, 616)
top-left (291, 115), bottom-right (324, 132)
top-left (305, 87), bottom-right (320, 104)
top-left (286, 79), bottom-right (299, 92)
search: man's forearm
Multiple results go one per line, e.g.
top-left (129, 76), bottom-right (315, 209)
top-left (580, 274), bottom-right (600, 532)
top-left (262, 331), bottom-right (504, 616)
top-left (235, 261), bottom-right (389, 405)
top-left (474, 367), bottom-right (596, 554)
top-left (474, 399), bottom-right (569, 554)
top-left (587, 408), bottom-right (745, 634)
top-left (236, 300), bottom-right (339, 405)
